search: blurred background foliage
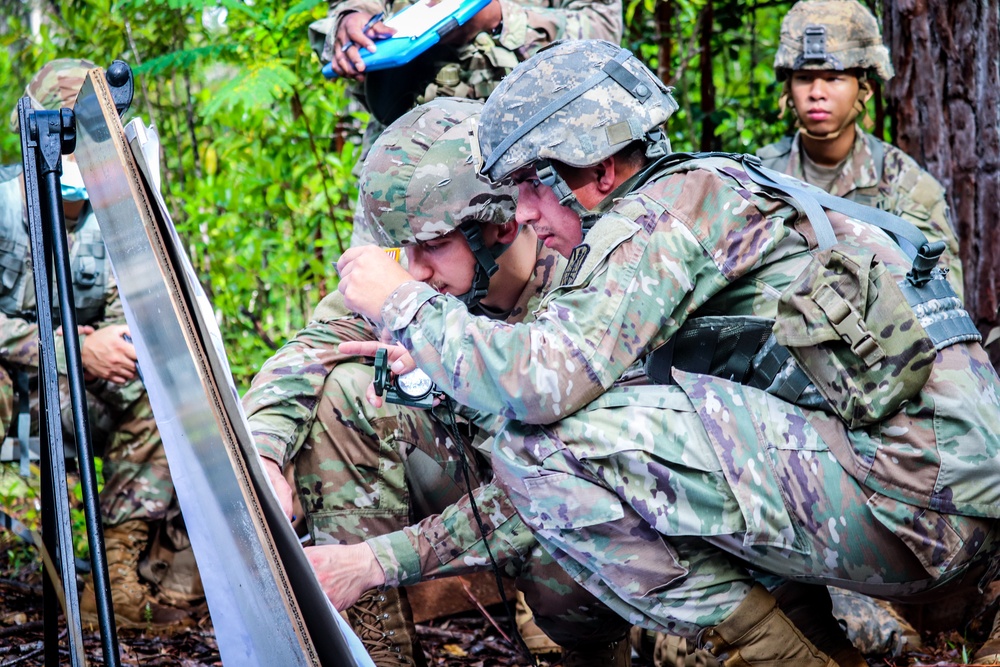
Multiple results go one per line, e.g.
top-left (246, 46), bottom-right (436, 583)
top-left (1, 0), bottom-right (887, 390)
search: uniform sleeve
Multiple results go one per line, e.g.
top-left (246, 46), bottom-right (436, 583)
top-left (366, 480), bottom-right (536, 586)
top-left (323, 0), bottom-right (385, 62)
top-left (97, 266), bottom-right (126, 325)
top-left (243, 293), bottom-right (377, 464)
top-left (913, 185), bottom-right (964, 299)
top-left (495, 0), bottom-right (623, 58)
top-left (0, 313), bottom-right (40, 369)
top-left (383, 171), bottom-right (783, 425)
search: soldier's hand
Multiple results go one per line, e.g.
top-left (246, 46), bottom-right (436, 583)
top-left (305, 542), bottom-right (386, 611)
top-left (261, 456), bottom-right (295, 521)
top-left (331, 11), bottom-right (395, 80)
top-left (80, 324), bottom-right (138, 384)
top-left (337, 246), bottom-right (415, 325)
top-left (338, 341), bottom-right (418, 408)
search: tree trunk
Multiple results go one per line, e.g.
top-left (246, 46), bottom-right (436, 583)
top-left (655, 0), bottom-right (673, 86)
top-left (882, 0), bottom-right (1000, 367)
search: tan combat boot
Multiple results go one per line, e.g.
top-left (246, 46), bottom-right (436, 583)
top-left (79, 520), bottom-right (191, 631)
top-left (561, 635), bottom-right (632, 667)
top-left (515, 590), bottom-right (562, 656)
top-left (772, 583), bottom-right (868, 667)
top-left (698, 584), bottom-right (842, 666)
top-left (630, 627), bottom-right (720, 667)
top-left (346, 588), bottom-right (427, 667)
top-left (973, 606), bottom-right (1000, 665)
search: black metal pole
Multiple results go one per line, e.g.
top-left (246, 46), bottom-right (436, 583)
top-left (20, 100), bottom-right (89, 667)
top-left (43, 163), bottom-right (121, 667)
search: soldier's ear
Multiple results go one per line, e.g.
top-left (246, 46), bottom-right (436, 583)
top-left (494, 221), bottom-right (520, 245)
top-left (595, 156), bottom-right (620, 195)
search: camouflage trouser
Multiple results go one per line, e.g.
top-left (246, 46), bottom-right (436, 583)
top-left (491, 382), bottom-right (1000, 640)
top-left (289, 361), bottom-right (630, 647)
top-left (0, 364), bottom-right (173, 527)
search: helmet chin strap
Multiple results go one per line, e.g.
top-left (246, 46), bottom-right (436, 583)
top-left (535, 160), bottom-right (601, 232)
top-left (534, 129), bottom-right (671, 236)
top-left (783, 76), bottom-right (873, 142)
top-left (454, 220), bottom-right (519, 308)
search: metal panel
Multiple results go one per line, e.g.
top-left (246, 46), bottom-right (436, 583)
top-left (73, 69), bottom-right (372, 667)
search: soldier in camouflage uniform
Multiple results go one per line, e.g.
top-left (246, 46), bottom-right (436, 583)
top-left (757, 0), bottom-right (963, 296)
top-left (244, 98), bottom-right (631, 666)
top-left (311, 0), bottom-right (623, 247)
top-left (336, 40), bottom-right (1000, 666)
top-left (4, 60), bottom-right (201, 630)
top-left (757, 5), bottom-right (974, 658)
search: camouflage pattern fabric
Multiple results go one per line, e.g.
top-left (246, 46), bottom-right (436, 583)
top-left (9, 58), bottom-right (97, 132)
top-left (757, 128), bottom-right (964, 296)
top-left (0, 166), bottom-right (174, 528)
top-left (359, 98), bottom-right (516, 248)
top-left (244, 246), bottom-right (629, 643)
top-left (476, 39), bottom-right (677, 182)
top-left (773, 0), bottom-right (893, 81)
top-left (378, 153), bottom-right (1000, 634)
top-left (829, 588), bottom-right (920, 656)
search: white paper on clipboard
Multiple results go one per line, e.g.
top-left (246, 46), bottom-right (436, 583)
top-left (385, 0), bottom-right (469, 38)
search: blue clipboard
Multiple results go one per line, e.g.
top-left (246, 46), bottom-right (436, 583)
top-left (321, 0), bottom-right (493, 79)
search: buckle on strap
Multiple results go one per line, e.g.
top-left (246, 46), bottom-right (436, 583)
top-left (813, 284), bottom-right (885, 367)
top-left (907, 240), bottom-right (945, 286)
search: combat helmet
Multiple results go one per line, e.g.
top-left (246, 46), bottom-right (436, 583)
top-left (10, 58), bottom-right (98, 132)
top-left (774, 0), bottom-right (893, 82)
top-left (478, 40), bottom-right (678, 229)
top-left (361, 97), bottom-right (518, 308)
top-left (774, 1), bottom-right (892, 140)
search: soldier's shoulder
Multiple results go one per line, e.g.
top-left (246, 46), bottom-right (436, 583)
top-left (756, 136), bottom-right (794, 162)
top-left (876, 139), bottom-right (948, 209)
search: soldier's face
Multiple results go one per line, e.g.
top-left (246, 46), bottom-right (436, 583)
top-left (405, 227), bottom-right (488, 295)
top-left (512, 171), bottom-right (583, 258)
top-left (789, 70), bottom-right (860, 135)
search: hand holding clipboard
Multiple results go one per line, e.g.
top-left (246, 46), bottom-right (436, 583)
top-left (322, 0), bottom-right (497, 80)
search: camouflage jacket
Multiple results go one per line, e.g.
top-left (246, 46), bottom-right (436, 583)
top-left (382, 155), bottom-right (1000, 520)
top-left (757, 128), bottom-right (964, 296)
top-left (243, 239), bottom-right (565, 585)
top-left (0, 164), bottom-right (124, 374)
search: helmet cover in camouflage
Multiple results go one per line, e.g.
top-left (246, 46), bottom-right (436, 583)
top-left (361, 97), bottom-right (517, 248)
top-left (774, 0), bottom-right (893, 81)
top-left (10, 58), bottom-right (99, 132)
top-left (477, 40), bottom-right (678, 183)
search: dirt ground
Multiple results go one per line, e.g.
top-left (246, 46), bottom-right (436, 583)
top-left (1, 558), bottom-right (998, 667)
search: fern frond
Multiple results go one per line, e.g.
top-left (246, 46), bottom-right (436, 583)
top-left (201, 61), bottom-right (298, 117)
top-left (136, 45), bottom-right (238, 76)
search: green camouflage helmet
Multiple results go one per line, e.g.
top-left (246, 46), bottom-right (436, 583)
top-left (774, 0), bottom-right (894, 81)
top-left (361, 97), bottom-right (518, 307)
top-left (10, 58), bottom-right (99, 132)
top-left (361, 97), bottom-right (516, 247)
top-left (478, 40), bottom-right (678, 184)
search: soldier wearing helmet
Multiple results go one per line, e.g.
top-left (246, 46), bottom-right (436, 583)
top-left (2, 59), bottom-right (203, 630)
top-left (245, 98), bottom-right (633, 666)
top-left (311, 0), bottom-right (625, 253)
top-left (337, 39), bottom-right (1000, 666)
top-left (758, 0), bottom-right (963, 296)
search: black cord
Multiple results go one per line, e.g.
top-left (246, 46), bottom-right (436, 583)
top-left (443, 396), bottom-right (537, 666)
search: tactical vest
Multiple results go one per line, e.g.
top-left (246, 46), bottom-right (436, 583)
top-left (635, 152), bottom-right (980, 428)
top-left (757, 133), bottom-right (885, 208)
top-left (0, 165), bottom-right (108, 325)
